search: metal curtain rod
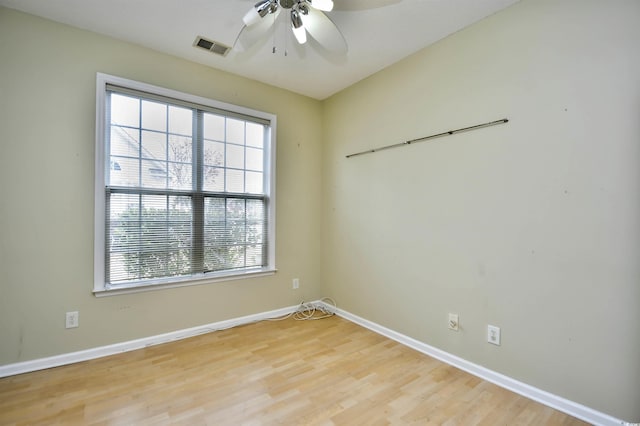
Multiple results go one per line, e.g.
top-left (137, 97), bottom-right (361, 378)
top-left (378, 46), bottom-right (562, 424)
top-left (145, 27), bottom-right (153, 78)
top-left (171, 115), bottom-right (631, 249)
top-left (345, 118), bottom-right (509, 159)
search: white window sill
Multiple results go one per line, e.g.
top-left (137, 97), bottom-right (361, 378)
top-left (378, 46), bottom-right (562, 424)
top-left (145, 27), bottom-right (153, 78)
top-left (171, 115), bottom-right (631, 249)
top-left (93, 268), bottom-right (277, 297)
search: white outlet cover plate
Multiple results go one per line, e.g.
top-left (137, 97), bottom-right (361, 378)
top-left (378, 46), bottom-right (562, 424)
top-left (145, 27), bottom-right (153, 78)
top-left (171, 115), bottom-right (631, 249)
top-left (448, 313), bottom-right (459, 331)
top-left (65, 311), bottom-right (79, 329)
top-left (488, 325), bottom-right (501, 345)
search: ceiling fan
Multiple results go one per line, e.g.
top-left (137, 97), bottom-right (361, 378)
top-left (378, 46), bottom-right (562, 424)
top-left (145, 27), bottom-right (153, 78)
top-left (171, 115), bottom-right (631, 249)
top-left (236, 0), bottom-right (347, 54)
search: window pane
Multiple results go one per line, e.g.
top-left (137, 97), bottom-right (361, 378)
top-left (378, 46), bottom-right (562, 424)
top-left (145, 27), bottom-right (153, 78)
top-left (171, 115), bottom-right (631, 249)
top-left (204, 198), bottom-right (229, 272)
top-left (246, 122), bottom-right (264, 148)
top-left (226, 169), bottom-right (244, 193)
top-left (246, 199), bottom-right (264, 220)
top-left (204, 113), bottom-right (224, 141)
top-left (226, 144), bottom-right (244, 169)
top-left (202, 197), bottom-right (265, 273)
top-left (246, 244), bottom-right (263, 266)
top-left (204, 140), bottom-right (224, 167)
top-left (227, 198), bottom-right (245, 220)
top-left (110, 126), bottom-right (139, 157)
top-left (229, 246), bottom-right (246, 268)
top-left (142, 159), bottom-right (167, 188)
top-left (168, 162), bottom-right (192, 190)
top-left (169, 106), bottom-right (192, 136)
top-left (170, 196), bottom-right (192, 214)
top-left (203, 166), bottom-right (224, 191)
top-left (205, 248), bottom-right (225, 272)
top-left (205, 197), bottom-right (225, 220)
top-left (141, 131), bottom-right (166, 161)
top-left (226, 118), bottom-right (244, 145)
top-left (142, 100), bottom-right (167, 132)
top-left (168, 135), bottom-right (192, 163)
top-left (110, 94), bottom-right (139, 128)
top-left (109, 156), bottom-right (140, 187)
top-left (246, 147), bottom-right (263, 172)
top-left (247, 223), bottom-right (264, 244)
top-left (246, 171), bottom-right (263, 194)
top-left (109, 192), bottom-right (139, 221)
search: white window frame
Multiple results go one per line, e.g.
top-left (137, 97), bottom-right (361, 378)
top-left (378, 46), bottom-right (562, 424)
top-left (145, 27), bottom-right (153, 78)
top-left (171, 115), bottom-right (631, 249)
top-left (94, 73), bottom-right (276, 296)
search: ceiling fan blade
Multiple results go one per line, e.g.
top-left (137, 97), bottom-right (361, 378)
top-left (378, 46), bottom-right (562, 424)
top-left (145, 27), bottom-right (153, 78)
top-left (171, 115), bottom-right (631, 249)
top-left (332, 0), bottom-right (400, 11)
top-left (301, 6), bottom-right (347, 54)
top-left (234, 8), bottom-right (280, 52)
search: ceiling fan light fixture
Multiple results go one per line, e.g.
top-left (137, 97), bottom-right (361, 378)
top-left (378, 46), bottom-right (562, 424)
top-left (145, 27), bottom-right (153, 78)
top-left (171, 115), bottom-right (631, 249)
top-left (237, 0), bottom-right (346, 54)
top-left (243, 0), bottom-right (274, 26)
top-left (291, 9), bottom-right (307, 44)
top-left (308, 0), bottom-right (334, 12)
top-left (242, 8), bottom-right (260, 26)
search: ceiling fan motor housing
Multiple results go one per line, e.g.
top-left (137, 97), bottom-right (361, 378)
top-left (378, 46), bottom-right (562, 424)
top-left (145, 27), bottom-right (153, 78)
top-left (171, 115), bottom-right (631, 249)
top-left (280, 0), bottom-right (296, 8)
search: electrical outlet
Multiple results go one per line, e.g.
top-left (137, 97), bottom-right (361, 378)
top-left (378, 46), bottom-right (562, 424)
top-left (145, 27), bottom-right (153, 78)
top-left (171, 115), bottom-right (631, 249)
top-left (292, 278), bottom-right (300, 290)
top-left (65, 311), bottom-right (79, 329)
top-left (488, 325), bottom-right (501, 345)
top-left (448, 313), bottom-right (459, 331)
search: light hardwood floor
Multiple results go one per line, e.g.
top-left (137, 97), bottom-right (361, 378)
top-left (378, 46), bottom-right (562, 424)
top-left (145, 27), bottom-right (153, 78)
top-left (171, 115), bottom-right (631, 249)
top-left (0, 315), bottom-right (587, 425)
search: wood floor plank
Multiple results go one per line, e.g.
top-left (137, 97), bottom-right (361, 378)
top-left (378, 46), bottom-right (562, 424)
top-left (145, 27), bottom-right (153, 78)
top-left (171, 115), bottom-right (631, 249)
top-left (0, 316), bottom-right (588, 425)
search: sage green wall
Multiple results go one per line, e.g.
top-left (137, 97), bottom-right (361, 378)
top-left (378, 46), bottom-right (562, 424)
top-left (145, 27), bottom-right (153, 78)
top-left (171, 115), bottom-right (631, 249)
top-left (322, 0), bottom-right (639, 421)
top-left (0, 7), bottom-right (322, 363)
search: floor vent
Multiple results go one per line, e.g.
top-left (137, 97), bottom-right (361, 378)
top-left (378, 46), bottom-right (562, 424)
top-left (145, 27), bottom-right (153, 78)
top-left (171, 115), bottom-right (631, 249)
top-left (193, 36), bottom-right (231, 57)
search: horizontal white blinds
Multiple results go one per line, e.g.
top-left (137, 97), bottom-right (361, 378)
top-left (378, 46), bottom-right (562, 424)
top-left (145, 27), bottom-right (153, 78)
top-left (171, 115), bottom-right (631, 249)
top-left (107, 194), bottom-right (267, 284)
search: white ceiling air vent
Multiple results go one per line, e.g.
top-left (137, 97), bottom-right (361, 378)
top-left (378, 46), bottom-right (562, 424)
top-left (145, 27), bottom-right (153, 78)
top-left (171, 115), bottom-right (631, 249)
top-left (193, 36), bottom-right (231, 57)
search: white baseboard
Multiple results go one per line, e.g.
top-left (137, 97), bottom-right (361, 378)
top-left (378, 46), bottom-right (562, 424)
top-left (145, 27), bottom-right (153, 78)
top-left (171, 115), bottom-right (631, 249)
top-left (0, 304), bottom-right (298, 379)
top-left (324, 304), bottom-right (628, 426)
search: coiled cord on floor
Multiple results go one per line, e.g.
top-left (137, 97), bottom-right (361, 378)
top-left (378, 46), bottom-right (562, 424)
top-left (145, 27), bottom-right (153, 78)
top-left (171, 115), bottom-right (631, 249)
top-left (155, 298), bottom-right (338, 347)
top-left (268, 297), bottom-right (337, 321)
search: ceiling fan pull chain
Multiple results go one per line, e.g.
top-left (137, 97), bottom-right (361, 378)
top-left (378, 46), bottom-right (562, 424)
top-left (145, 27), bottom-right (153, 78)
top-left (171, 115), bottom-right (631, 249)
top-left (272, 13), bottom-right (277, 54)
top-left (285, 9), bottom-right (289, 56)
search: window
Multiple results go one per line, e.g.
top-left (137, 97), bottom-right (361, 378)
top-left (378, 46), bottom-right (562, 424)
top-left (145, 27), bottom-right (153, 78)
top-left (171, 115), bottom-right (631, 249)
top-left (94, 74), bottom-right (276, 294)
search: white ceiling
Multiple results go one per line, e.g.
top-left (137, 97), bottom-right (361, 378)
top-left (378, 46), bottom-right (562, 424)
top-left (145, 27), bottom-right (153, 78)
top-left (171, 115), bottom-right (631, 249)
top-left (0, 0), bottom-right (520, 99)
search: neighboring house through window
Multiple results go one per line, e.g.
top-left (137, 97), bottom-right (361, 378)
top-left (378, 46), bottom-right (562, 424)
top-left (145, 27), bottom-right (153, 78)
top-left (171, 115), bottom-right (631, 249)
top-left (94, 73), bottom-right (276, 294)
